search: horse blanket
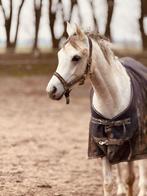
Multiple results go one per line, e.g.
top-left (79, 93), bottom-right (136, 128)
top-left (88, 57), bottom-right (147, 164)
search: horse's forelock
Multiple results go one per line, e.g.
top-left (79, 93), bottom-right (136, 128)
top-left (63, 35), bottom-right (82, 50)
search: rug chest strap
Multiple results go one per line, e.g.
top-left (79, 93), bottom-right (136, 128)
top-left (93, 136), bottom-right (125, 146)
top-left (91, 117), bottom-right (131, 145)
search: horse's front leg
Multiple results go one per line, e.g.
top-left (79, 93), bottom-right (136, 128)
top-left (102, 157), bottom-right (113, 196)
top-left (138, 160), bottom-right (147, 196)
top-left (116, 164), bottom-right (126, 195)
top-left (125, 162), bottom-right (135, 196)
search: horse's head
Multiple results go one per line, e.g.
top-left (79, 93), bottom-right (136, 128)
top-left (46, 23), bottom-right (92, 103)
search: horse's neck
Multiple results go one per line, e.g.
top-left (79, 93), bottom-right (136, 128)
top-left (90, 41), bottom-right (131, 119)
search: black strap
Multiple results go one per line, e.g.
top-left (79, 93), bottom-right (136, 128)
top-left (91, 117), bottom-right (131, 126)
top-left (86, 37), bottom-right (92, 75)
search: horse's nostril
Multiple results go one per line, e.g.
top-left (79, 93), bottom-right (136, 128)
top-left (48, 86), bottom-right (58, 99)
top-left (49, 86), bottom-right (57, 98)
top-left (52, 86), bottom-right (57, 94)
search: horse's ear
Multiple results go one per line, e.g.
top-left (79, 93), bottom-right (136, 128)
top-left (76, 25), bottom-right (86, 40)
top-left (66, 22), bottom-right (75, 37)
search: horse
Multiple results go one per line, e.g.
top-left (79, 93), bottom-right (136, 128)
top-left (46, 23), bottom-right (147, 196)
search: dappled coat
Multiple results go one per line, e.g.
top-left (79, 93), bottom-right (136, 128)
top-left (88, 57), bottom-right (147, 164)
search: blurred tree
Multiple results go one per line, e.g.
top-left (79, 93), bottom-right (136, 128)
top-left (89, 0), bottom-right (99, 31)
top-left (0, 0), bottom-right (25, 51)
top-left (69, 0), bottom-right (81, 23)
top-left (105, 0), bottom-right (114, 39)
top-left (58, 0), bottom-right (67, 40)
top-left (33, 0), bottom-right (43, 54)
top-left (139, 0), bottom-right (147, 49)
top-left (48, 0), bottom-right (100, 49)
top-left (49, 0), bottom-right (58, 48)
top-left (61, 0), bottom-right (81, 40)
top-left (14, 0), bottom-right (25, 48)
top-left (49, 0), bottom-right (80, 49)
top-left (1, 0), bottom-right (13, 49)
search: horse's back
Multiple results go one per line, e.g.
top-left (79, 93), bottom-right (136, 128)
top-left (120, 57), bottom-right (147, 103)
top-left (120, 57), bottom-right (147, 161)
top-left (120, 57), bottom-right (147, 84)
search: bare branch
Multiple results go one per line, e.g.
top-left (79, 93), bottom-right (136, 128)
top-left (3, 0), bottom-right (13, 49)
top-left (139, 0), bottom-right (147, 48)
top-left (105, 0), bottom-right (114, 39)
top-left (89, 0), bottom-right (99, 31)
top-left (1, 0), bottom-right (7, 21)
top-left (69, 0), bottom-right (77, 22)
top-left (49, 0), bottom-right (59, 48)
top-left (14, 0), bottom-right (25, 46)
top-left (33, 0), bottom-right (43, 52)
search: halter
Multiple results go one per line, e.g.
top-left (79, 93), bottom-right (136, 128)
top-left (53, 37), bottom-right (93, 104)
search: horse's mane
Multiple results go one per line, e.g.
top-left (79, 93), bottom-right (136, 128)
top-left (86, 31), bottom-right (109, 42)
top-left (86, 31), bottom-right (114, 65)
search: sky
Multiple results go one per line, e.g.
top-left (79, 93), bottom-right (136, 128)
top-left (0, 0), bottom-right (146, 48)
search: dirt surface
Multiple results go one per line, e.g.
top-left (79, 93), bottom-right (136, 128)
top-left (0, 76), bottom-right (140, 196)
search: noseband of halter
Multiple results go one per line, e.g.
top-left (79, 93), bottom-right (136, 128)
top-left (53, 37), bottom-right (93, 104)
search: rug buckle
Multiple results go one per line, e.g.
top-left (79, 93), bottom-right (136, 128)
top-left (99, 140), bottom-right (109, 145)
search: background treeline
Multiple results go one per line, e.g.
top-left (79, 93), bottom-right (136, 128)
top-left (0, 0), bottom-right (147, 53)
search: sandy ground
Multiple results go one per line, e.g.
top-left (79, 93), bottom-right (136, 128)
top-left (0, 76), bottom-right (140, 196)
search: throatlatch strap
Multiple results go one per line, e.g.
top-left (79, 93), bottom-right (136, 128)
top-left (86, 37), bottom-right (92, 75)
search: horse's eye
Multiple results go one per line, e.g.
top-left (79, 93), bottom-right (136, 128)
top-left (72, 55), bottom-right (81, 62)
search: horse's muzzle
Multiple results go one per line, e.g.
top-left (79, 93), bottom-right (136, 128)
top-left (48, 86), bottom-right (64, 101)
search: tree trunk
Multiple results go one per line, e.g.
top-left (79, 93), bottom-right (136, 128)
top-left (1, 0), bottom-right (25, 51)
top-left (69, 0), bottom-right (77, 21)
top-left (69, 0), bottom-right (82, 24)
top-left (13, 0), bottom-right (25, 48)
top-left (33, 0), bottom-right (43, 53)
top-left (58, 0), bottom-right (67, 39)
top-left (3, 0), bottom-right (13, 49)
top-left (139, 0), bottom-right (147, 49)
top-left (105, 0), bottom-right (114, 39)
top-left (49, 0), bottom-right (59, 48)
top-left (48, 0), bottom-right (83, 48)
top-left (90, 0), bottom-right (99, 31)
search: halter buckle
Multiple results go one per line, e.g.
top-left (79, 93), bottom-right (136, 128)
top-left (79, 75), bottom-right (86, 85)
top-left (64, 89), bottom-right (71, 104)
